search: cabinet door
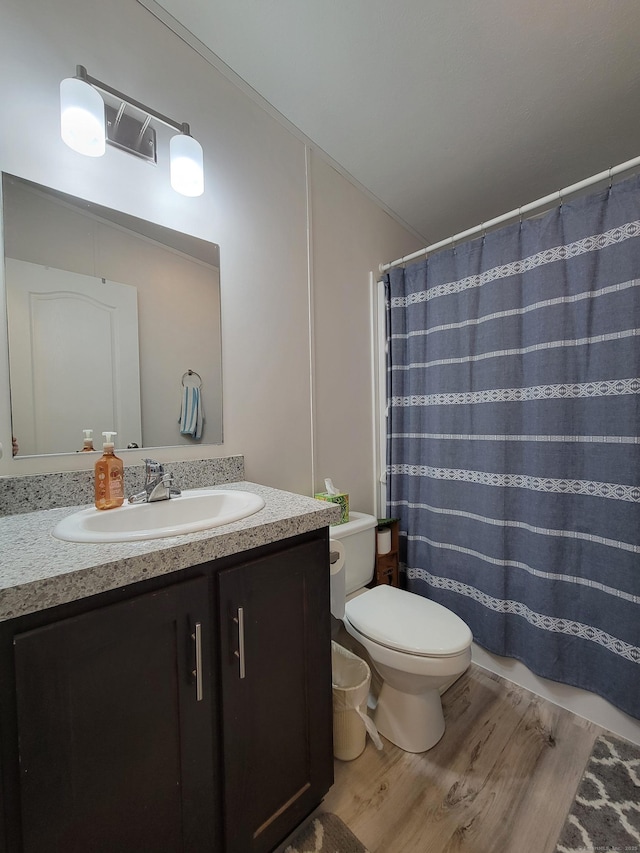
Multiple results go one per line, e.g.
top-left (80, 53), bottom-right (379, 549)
top-left (13, 577), bottom-right (216, 853)
top-left (218, 538), bottom-right (334, 853)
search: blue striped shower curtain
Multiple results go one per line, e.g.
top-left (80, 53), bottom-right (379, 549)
top-left (385, 175), bottom-right (640, 719)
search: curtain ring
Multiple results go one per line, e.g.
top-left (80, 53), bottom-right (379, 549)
top-left (518, 206), bottom-right (523, 227)
top-left (558, 188), bottom-right (563, 210)
top-left (608, 166), bottom-right (613, 190)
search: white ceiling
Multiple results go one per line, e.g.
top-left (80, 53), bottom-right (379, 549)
top-left (151, 0), bottom-right (640, 244)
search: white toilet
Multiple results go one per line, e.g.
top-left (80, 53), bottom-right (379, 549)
top-left (330, 512), bottom-right (472, 753)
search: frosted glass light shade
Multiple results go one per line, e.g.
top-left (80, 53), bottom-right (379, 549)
top-left (60, 77), bottom-right (106, 157)
top-left (170, 133), bottom-right (204, 197)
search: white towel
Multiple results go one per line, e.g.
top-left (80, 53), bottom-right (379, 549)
top-left (179, 385), bottom-right (203, 439)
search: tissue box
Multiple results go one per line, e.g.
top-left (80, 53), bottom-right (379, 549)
top-left (315, 491), bottom-right (349, 524)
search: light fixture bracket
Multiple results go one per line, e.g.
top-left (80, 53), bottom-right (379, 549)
top-left (105, 104), bottom-right (157, 164)
top-left (61, 66), bottom-right (204, 196)
top-left (75, 65), bottom-right (189, 136)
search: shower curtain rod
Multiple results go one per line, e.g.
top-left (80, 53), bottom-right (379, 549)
top-left (380, 153), bottom-right (640, 272)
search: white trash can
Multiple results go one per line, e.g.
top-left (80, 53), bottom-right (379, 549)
top-left (331, 641), bottom-right (382, 761)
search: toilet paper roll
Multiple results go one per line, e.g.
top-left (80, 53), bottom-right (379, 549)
top-left (329, 539), bottom-right (346, 620)
top-left (377, 527), bottom-right (392, 555)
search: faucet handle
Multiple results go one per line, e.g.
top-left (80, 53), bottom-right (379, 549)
top-left (143, 458), bottom-right (164, 479)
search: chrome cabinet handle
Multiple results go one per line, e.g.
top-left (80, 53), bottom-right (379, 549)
top-left (192, 621), bottom-right (203, 701)
top-left (233, 607), bottom-right (246, 679)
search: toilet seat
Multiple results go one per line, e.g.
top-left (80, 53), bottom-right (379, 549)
top-left (345, 585), bottom-right (472, 658)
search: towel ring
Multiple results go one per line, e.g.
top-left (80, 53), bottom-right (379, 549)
top-left (182, 369), bottom-right (202, 388)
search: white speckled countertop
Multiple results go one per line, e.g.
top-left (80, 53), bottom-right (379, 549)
top-left (0, 482), bottom-right (340, 622)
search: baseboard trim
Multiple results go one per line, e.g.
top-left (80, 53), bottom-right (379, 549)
top-left (471, 643), bottom-right (640, 746)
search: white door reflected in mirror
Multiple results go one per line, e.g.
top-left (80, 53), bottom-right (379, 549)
top-left (7, 260), bottom-right (141, 455)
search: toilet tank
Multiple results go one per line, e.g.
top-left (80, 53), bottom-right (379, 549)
top-left (330, 512), bottom-right (377, 595)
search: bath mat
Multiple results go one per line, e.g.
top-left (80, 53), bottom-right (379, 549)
top-left (284, 812), bottom-right (369, 853)
top-left (555, 733), bottom-right (640, 852)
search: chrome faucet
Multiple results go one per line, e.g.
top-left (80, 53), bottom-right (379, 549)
top-left (128, 459), bottom-right (182, 504)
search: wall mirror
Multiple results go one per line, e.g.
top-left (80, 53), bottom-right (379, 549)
top-left (1, 173), bottom-right (223, 458)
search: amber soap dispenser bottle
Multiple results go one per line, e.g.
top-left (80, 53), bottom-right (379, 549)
top-left (94, 431), bottom-right (124, 510)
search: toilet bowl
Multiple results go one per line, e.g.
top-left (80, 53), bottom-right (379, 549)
top-left (330, 512), bottom-right (472, 753)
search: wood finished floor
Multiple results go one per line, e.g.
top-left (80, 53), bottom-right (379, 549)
top-left (321, 663), bottom-right (604, 853)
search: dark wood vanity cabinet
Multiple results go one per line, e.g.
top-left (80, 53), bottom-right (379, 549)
top-left (12, 577), bottom-right (216, 853)
top-left (218, 539), bottom-right (334, 853)
top-left (0, 529), bottom-right (333, 853)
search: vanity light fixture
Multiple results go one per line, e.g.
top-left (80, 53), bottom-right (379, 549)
top-left (59, 65), bottom-right (204, 197)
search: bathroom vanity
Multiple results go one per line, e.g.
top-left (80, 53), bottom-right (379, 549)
top-left (0, 481), bottom-right (338, 853)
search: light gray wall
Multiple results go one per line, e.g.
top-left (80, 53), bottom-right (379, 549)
top-left (0, 0), bottom-right (419, 501)
top-left (310, 154), bottom-right (416, 513)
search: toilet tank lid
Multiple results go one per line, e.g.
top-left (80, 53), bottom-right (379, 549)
top-left (345, 585), bottom-right (473, 657)
top-left (330, 511), bottom-right (377, 538)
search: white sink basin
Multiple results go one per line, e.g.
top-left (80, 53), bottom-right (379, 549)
top-left (52, 489), bottom-right (265, 543)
